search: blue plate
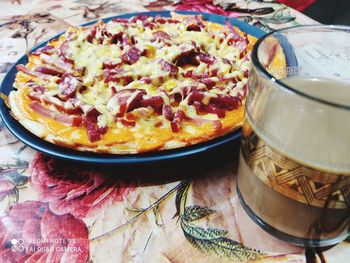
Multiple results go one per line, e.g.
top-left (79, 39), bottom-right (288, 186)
top-left (0, 11), bottom-right (265, 165)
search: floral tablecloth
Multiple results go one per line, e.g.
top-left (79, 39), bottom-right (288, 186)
top-left (0, 1), bottom-right (348, 262)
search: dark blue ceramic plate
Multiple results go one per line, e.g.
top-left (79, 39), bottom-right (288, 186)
top-left (0, 11), bottom-right (265, 164)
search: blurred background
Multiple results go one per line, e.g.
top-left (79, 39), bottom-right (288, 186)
top-left (282, 0), bottom-right (350, 25)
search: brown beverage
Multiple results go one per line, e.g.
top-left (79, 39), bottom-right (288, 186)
top-left (237, 77), bottom-right (350, 246)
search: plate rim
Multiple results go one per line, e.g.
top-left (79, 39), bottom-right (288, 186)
top-left (0, 10), bottom-right (264, 164)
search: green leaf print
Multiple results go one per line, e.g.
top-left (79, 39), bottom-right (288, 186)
top-left (174, 180), bottom-right (191, 218)
top-left (181, 221), bottom-right (229, 240)
top-left (174, 183), bottom-right (264, 261)
top-left (183, 205), bottom-right (215, 222)
top-left (181, 220), bottom-right (261, 260)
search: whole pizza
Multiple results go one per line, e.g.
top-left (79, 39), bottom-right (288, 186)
top-left (6, 13), bottom-right (256, 154)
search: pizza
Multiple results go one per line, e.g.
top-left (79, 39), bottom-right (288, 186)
top-left (6, 13), bottom-right (256, 154)
top-left (259, 36), bottom-right (287, 79)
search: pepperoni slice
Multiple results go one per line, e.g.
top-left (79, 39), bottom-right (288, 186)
top-left (35, 66), bottom-right (63, 76)
top-left (159, 59), bottom-right (178, 76)
top-left (121, 47), bottom-right (140, 65)
top-left (29, 101), bottom-right (82, 127)
top-left (16, 64), bottom-right (52, 80)
top-left (31, 45), bottom-right (55, 56)
top-left (57, 73), bottom-right (80, 100)
top-left (171, 110), bottom-right (185, 132)
top-left (83, 108), bottom-right (109, 142)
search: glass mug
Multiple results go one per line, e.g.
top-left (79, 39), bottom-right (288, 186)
top-left (237, 25), bottom-right (350, 247)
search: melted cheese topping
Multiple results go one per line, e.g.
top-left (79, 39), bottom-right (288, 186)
top-left (12, 14), bottom-right (256, 153)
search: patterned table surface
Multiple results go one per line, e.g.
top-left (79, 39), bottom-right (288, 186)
top-left (0, 1), bottom-right (348, 262)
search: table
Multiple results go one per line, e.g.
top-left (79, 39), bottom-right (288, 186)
top-left (0, 1), bottom-right (348, 262)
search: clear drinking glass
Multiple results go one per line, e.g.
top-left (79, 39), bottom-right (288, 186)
top-left (237, 25), bottom-right (350, 247)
